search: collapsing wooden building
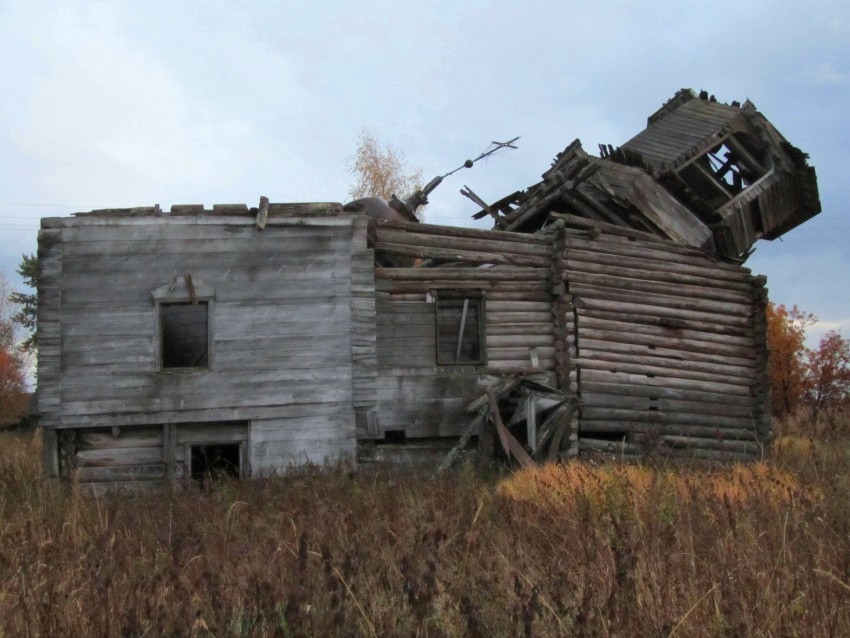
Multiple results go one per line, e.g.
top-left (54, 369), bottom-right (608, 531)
top-left (38, 90), bottom-right (820, 489)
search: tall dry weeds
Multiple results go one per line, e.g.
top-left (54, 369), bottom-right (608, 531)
top-left (0, 414), bottom-right (849, 636)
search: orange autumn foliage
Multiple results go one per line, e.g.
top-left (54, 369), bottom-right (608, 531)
top-left (0, 347), bottom-right (27, 425)
top-left (767, 302), bottom-right (850, 417)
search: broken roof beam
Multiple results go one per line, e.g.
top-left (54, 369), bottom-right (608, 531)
top-left (460, 185), bottom-right (505, 228)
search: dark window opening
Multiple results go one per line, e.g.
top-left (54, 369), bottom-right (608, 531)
top-left (705, 143), bottom-right (756, 193)
top-left (677, 135), bottom-right (765, 210)
top-left (380, 429), bottom-right (407, 444)
top-left (161, 302), bottom-right (209, 369)
top-left (191, 444), bottom-right (240, 480)
top-left (436, 292), bottom-right (485, 365)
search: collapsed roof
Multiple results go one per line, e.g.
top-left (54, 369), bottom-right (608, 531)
top-left (473, 88), bottom-right (820, 260)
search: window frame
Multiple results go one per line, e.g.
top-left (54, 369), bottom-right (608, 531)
top-left (150, 275), bottom-right (215, 373)
top-left (675, 133), bottom-right (768, 211)
top-left (434, 290), bottom-right (487, 366)
top-left (158, 300), bottom-right (212, 371)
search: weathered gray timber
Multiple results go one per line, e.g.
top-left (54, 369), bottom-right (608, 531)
top-left (40, 206), bottom-right (361, 490)
top-left (369, 221), bottom-right (558, 448)
top-left (39, 90), bottom-right (820, 483)
top-left (371, 217), bottom-right (769, 463)
top-left (474, 89), bottom-right (820, 261)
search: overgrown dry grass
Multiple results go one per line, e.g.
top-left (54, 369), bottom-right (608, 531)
top-left (1, 417), bottom-right (849, 637)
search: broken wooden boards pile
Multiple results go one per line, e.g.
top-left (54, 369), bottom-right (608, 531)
top-left (438, 378), bottom-right (576, 472)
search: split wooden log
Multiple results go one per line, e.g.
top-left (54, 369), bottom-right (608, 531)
top-left (487, 389), bottom-right (536, 468)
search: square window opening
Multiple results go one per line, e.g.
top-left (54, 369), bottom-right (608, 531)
top-left (161, 302), bottom-right (209, 369)
top-left (435, 292), bottom-right (485, 365)
top-left (190, 443), bottom-right (241, 481)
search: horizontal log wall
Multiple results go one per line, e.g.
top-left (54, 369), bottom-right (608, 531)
top-left (59, 426), bottom-right (165, 494)
top-left (561, 227), bottom-right (768, 460)
top-left (372, 222), bottom-right (556, 439)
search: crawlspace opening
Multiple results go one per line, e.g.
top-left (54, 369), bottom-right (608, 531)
top-left (191, 443), bottom-right (240, 480)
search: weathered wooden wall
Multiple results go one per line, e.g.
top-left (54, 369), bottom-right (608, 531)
top-left (370, 220), bottom-right (557, 440)
top-left (555, 216), bottom-right (769, 460)
top-left (370, 216), bottom-right (769, 462)
top-left (39, 210), bottom-right (361, 485)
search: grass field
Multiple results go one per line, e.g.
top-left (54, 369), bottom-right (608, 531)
top-left (1, 413), bottom-right (849, 637)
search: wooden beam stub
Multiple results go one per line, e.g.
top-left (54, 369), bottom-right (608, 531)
top-left (256, 196), bottom-right (270, 230)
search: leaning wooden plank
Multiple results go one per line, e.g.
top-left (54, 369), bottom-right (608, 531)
top-left (487, 389), bottom-right (536, 468)
top-left (466, 378), bottom-right (523, 412)
top-left (437, 410), bottom-right (487, 473)
top-left (627, 173), bottom-right (713, 247)
top-left (546, 402), bottom-right (576, 462)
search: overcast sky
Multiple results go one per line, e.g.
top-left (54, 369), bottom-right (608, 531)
top-left (1, 0), bottom-right (847, 343)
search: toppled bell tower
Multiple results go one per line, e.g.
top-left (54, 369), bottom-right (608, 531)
top-left (475, 88), bottom-right (820, 261)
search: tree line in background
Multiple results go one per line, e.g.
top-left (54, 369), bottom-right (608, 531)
top-left (767, 302), bottom-right (850, 419)
top-left (0, 254), bottom-right (36, 425)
